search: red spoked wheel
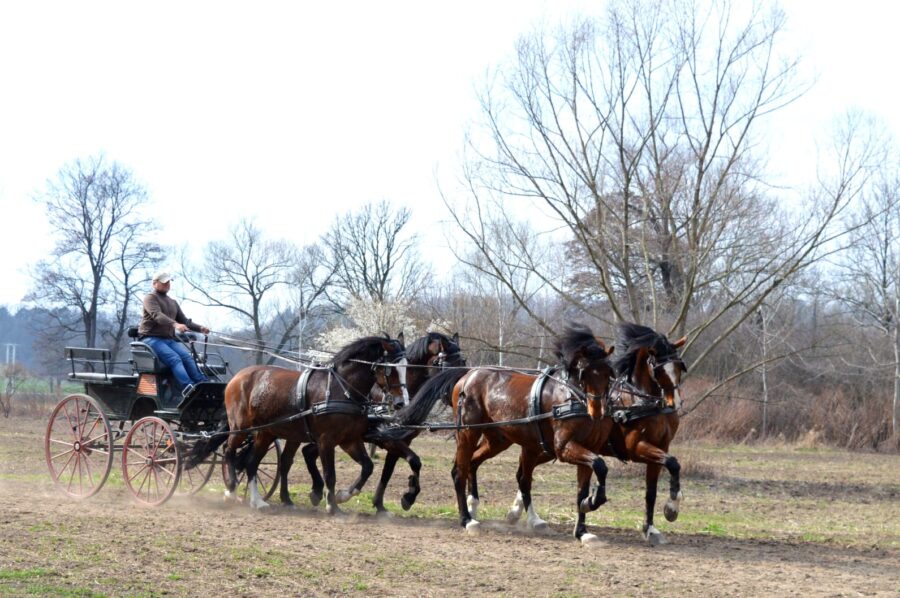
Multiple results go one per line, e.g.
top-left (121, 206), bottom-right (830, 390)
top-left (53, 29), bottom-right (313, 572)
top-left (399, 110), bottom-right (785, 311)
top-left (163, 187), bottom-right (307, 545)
top-left (221, 438), bottom-right (282, 501)
top-left (122, 416), bottom-right (181, 506)
top-left (177, 449), bottom-right (217, 496)
top-left (45, 394), bottom-right (114, 499)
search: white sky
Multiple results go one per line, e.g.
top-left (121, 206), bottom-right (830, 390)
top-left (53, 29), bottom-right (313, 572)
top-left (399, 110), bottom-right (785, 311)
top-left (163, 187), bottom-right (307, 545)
top-left (1, 0), bottom-right (899, 323)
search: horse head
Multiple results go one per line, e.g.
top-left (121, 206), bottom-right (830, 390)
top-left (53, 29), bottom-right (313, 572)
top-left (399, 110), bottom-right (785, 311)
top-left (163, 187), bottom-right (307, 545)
top-left (334, 334), bottom-right (409, 406)
top-left (615, 323), bottom-right (688, 410)
top-left (432, 331), bottom-right (465, 369)
top-left (553, 323), bottom-right (615, 418)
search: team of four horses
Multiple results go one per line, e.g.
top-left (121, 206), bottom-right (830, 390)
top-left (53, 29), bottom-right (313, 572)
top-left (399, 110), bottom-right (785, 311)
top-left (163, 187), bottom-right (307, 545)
top-left (188, 322), bottom-right (688, 547)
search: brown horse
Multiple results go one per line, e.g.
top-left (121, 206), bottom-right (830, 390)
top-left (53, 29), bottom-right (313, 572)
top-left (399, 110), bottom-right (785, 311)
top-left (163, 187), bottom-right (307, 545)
top-left (187, 334), bottom-right (408, 514)
top-left (603, 322), bottom-right (686, 545)
top-left (297, 331), bottom-right (466, 513)
top-left (386, 323), bottom-right (616, 544)
top-left (504, 322), bottom-right (687, 545)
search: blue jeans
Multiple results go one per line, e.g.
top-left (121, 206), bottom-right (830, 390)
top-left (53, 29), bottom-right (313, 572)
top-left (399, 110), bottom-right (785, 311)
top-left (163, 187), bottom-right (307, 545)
top-left (143, 336), bottom-right (207, 392)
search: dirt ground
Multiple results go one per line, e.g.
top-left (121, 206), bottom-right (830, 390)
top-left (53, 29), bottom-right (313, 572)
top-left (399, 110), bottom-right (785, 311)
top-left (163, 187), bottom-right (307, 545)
top-left (1, 414), bottom-right (898, 597)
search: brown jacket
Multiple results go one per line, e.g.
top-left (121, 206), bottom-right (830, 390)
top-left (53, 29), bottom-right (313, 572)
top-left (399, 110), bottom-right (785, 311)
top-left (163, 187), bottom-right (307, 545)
top-left (138, 291), bottom-right (203, 338)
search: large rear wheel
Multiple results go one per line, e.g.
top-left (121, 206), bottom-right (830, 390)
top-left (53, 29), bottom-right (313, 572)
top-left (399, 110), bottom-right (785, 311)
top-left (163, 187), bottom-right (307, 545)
top-left (221, 438), bottom-right (282, 501)
top-left (45, 394), bottom-right (114, 499)
top-left (122, 416), bottom-right (181, 506)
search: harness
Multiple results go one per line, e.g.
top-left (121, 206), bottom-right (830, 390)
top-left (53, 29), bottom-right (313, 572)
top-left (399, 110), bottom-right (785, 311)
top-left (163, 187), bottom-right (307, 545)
top-left (606, 376), bottom-right (675, 425)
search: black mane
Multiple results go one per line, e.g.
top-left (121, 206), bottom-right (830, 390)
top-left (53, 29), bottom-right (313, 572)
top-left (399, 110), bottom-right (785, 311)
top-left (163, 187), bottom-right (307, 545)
top-left (332, 334), bottom-right (402, 365)
top-left (553, 323), bottom-right (608, 369)
top-left (613, 322), bottom-right (681, 377)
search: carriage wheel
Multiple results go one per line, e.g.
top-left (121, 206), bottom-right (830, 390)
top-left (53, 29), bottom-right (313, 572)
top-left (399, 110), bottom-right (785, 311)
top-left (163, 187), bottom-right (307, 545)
top-left (177, 450), bottom-right (217, 496)
top-left (45, 394), bottom-right (114, 499)
top-left (221, 438), bottom-right (282, 501)
top-left (122, 417), bottom-right (181, 506)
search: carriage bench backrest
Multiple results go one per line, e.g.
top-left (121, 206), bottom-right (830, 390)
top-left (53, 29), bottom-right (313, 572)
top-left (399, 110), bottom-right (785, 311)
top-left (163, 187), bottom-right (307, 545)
top-left (64, 347), bottom-right (131, 382)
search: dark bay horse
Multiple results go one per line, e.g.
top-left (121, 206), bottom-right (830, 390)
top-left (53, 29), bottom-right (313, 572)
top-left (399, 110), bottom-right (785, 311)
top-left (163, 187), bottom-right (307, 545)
top-left (298, 331), bottom-right (465, 513)
top-left (602, 322), bottom-right (687, 545)
top-left (504, 322), bottom-right (687, 545)
top-left (387, 324), bottom-right (616, 544)
top-left (187, 334), bottom-right (408, 514)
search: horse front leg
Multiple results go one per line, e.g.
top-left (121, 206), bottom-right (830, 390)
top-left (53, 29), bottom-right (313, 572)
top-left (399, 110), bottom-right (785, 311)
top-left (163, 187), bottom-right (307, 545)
top-left (572, 464), bottom-right (602, 546)
top-left (319, 441), bottom-right (341, 516)
top-left (631, 440), bottom-right (681, 545)
top-left (335, 440), bottom-right (374, 504)
top-left (374, 439), bottom-right (422, 512)
top-left (556, 441), bottom-right (609, 546)
top-left (300, 443), bottom-right (324, 506)
top-left (278, 439), bottom-right (301, 507)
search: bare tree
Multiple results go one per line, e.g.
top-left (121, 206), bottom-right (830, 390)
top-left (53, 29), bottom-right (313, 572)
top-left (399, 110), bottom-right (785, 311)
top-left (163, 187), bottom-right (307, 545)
top-left (27, 154), bottom-right (159, 351)
top-left (1, 363), bottom-right (26, 417)
top-left (323, 200), bottom-right (430, 304)
top-left (448, 1), bottom-right (883, 385)
top-left (181, 219), bottom-right (300, 365)
top-left (825, 171), bottom-right (900, 437)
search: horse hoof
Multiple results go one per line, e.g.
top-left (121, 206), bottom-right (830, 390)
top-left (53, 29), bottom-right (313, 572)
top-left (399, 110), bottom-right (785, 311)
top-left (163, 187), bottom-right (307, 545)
top-left (465, 520), bottom-right (481, 535)
top-left (664, 504), bottom-right (679, 522)
top-left (505, 509), bottom-right (522, 524)
top-left (580, 533), bottom-right (601, 547)
top-left (400, 494), bottom-right (415, 511)
top-left (579, 498), bottom-right (592, 513)
top-left (336, 489), bottom-right (359, 504)
top-left (326, 504), bottom-right (343, 517)
top-left (309, 491), bottom-right (323, 507)
top-left (531, 520), bottom-right (550, 534)
top-left (250, 500), bottom-right (271, 510)
top-left (375, 509), bottom-right (395, 519)
top-left (223, 490), bottom-right (238, 503)
top-left (645, 525), bottom-right (668, 546)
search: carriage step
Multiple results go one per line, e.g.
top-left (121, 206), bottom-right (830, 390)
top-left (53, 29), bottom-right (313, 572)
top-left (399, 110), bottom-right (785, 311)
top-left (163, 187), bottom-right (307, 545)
top-left (154, 409), bottom-right (180, 417)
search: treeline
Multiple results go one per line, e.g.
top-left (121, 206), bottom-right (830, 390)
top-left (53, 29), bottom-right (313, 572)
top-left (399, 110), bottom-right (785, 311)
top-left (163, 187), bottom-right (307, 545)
top-left (3, 0), bottom-right (898, 449)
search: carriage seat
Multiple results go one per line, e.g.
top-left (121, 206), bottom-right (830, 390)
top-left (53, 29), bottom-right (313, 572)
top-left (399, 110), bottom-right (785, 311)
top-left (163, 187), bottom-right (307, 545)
top-left (65, 347), bottom-right (138, 383)
top-left (129, 342), bottom-right (171, 375)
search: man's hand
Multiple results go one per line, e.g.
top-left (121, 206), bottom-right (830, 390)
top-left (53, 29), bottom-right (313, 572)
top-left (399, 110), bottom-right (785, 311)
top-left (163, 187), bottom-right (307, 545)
top-left (175, 323), bottom-right (189, 333)
top-left (200, 326), bottom-right (210, 334)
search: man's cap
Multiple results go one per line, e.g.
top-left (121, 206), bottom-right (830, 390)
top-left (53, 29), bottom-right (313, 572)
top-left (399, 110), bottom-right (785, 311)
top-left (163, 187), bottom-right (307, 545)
top-left (152, 271), bottom-right (173, 284)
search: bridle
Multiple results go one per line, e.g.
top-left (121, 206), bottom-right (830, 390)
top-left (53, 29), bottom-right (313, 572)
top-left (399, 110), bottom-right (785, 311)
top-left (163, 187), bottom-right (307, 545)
top-left (372, 348), bottom-right (408, 406)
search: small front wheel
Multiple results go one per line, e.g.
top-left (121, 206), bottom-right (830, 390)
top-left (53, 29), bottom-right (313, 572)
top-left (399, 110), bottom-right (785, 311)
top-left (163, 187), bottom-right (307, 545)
top-left (122, 417), bottom-right (181, 506)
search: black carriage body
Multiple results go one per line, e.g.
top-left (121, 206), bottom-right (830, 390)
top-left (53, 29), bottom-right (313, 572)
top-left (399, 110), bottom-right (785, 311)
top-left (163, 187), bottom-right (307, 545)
top-left (64, 341), bottom-right (228, 432)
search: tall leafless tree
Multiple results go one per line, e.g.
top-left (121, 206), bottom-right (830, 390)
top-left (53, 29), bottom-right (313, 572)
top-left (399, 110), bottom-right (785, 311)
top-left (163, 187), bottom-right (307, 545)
top-left (27, 154), bottom-right (159, 352)
top-left (323, 200), bottom-right (430, 304)
top-left (181, 219), bottom-right (300, 365)
top-left (447, 0), bottom-right (885, 392)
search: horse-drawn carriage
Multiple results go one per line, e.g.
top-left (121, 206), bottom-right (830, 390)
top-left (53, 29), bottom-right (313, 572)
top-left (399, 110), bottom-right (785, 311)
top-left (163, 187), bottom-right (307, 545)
top-left (43, 330), bottom-right (281, 506)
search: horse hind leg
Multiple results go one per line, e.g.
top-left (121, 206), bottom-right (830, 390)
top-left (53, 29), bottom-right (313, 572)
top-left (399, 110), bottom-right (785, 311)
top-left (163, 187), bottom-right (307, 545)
top-left (245, 434), bottom-right (275, 509)
top-left (301, 443), bottom-right (324, 506)
top-left (643, 463), bottom-right (666, 545)
top-left (467, 431), bottom-right (511, 520)
top-left (222, 433), bottom-right (246, 502)
top-left (512, 451), bottom-right (549, 533)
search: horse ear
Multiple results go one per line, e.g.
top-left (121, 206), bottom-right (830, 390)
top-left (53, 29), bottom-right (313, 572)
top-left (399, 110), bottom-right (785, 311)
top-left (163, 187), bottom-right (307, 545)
top-left (672, 336), bottom-right (687, 348)
top-left (452, 332), bottom-right (459, 344)
top-left (606, 345), bottom-right (615, 357)
top-left (397, 331), bottom-right (405, 344)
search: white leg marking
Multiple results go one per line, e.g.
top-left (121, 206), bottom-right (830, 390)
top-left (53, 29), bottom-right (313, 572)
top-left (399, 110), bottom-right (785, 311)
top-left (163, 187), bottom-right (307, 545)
top-left (248, 477), bottom-right (270, 509)
top-left (506, 491), bottom-right (524, 524)
top-left (465, 519), bottom-right (481, 534)
top-left (467, 494), bottom-right (479, 520)
top-left (526, 503), bottom-right (548, 532)
top-left (580, 533), bottom-right (601, 547)
top-left (645, 524), bottom-right (667, 546)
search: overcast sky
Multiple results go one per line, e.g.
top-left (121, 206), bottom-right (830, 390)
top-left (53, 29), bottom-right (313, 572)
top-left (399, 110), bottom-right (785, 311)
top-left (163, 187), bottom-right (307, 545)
top-left (1, 1), bottom-right (899, 322)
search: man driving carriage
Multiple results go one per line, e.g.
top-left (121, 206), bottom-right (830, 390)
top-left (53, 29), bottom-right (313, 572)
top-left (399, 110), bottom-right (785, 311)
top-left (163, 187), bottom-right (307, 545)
top-left (138, 271), bottom-right (210, 398)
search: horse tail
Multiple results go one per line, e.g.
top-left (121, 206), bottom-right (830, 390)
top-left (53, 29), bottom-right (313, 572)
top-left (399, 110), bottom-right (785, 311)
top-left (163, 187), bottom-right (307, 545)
top-left (184, 420), bottom-right (230, 470)
top-left (370, 368), bottom-right (469, 443)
